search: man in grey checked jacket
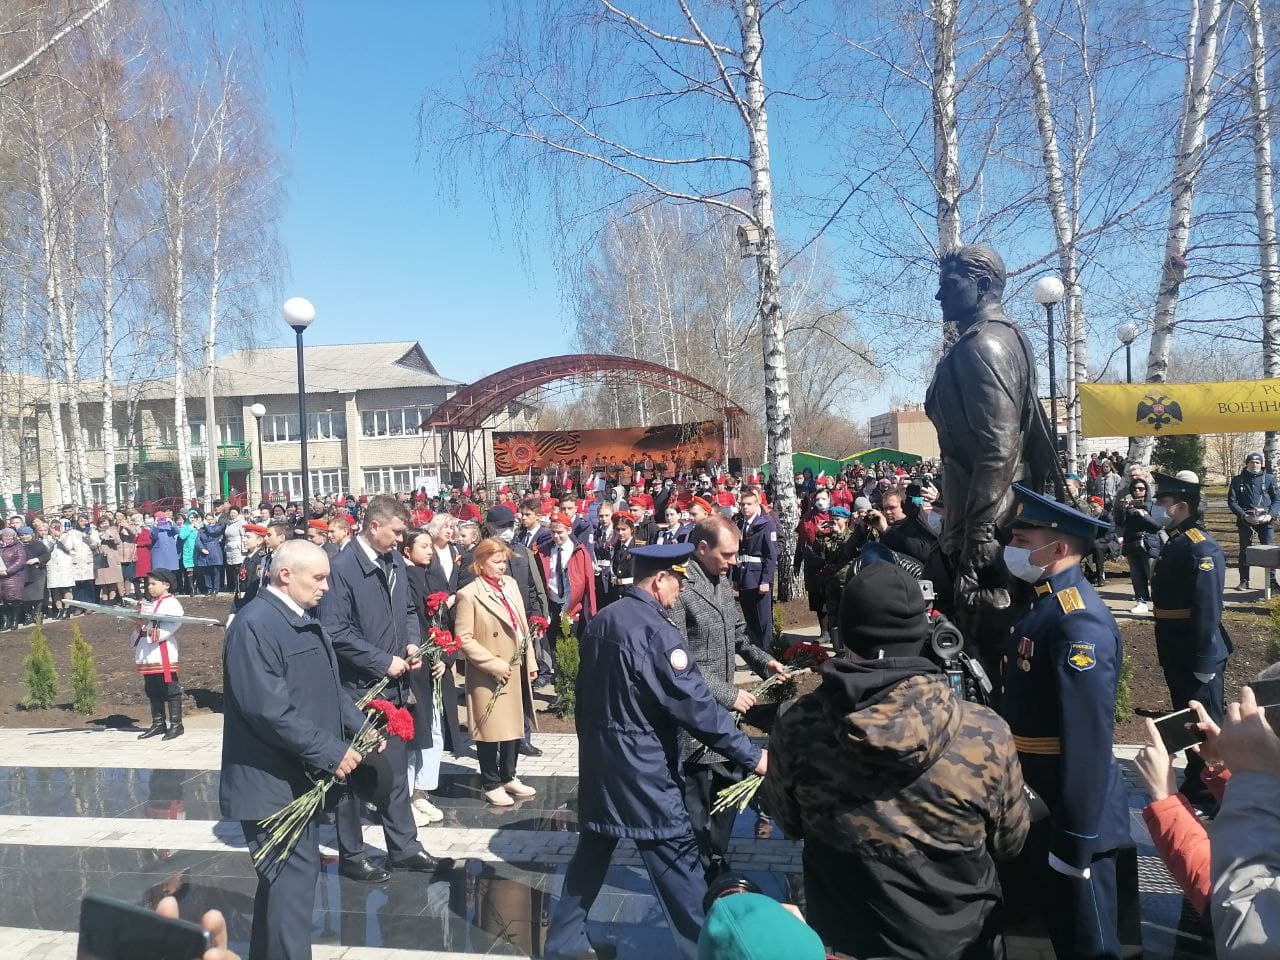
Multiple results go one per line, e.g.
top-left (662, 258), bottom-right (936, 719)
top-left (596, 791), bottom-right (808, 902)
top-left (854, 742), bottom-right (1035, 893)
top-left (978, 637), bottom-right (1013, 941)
top-left (671, 515), bottom-right (784, 879)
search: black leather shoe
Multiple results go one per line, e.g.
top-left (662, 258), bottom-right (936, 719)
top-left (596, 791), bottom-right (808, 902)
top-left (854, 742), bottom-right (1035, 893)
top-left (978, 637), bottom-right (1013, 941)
top-left (339, 858), bottom-right (390, 883)
top-left (162, 724), bottom-right (184, 740)
top-left (137, 722), bottom-right (167, 740)
top-left (389, 851), bottom-right (439, 873)
top-left (518, 742), bottom-right (543, 757)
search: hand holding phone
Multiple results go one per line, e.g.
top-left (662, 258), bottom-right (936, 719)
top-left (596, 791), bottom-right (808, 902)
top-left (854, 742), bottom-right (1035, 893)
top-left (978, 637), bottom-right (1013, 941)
top-left (79, 893), bottom-right (213, 960)
top-left (1153, 707), bottom-right (1206, 754)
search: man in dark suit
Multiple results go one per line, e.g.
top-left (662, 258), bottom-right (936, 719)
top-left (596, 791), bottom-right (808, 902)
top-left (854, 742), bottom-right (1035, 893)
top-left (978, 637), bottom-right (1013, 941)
top-left (671, 515), bottom-right (783, 879)
top-left (220, 540), bottom-right (371, 960)
top-left (319, 495), bottom-right (438, 883)
top-left (734, 489), bottom-right (779, 651)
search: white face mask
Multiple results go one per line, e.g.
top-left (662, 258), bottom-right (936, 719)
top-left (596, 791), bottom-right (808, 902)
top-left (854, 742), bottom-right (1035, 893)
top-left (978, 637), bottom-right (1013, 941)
top-left (1151, 503), bottom-right (1176, 529)
top-left (923, 511), bottom-right (943, 535)
top-left (1003, 541), bottom-right (1061, 583)
top-left (498, 526), bottom-right (515, 543)
top-left (815, 497), bottom-right (830, 511)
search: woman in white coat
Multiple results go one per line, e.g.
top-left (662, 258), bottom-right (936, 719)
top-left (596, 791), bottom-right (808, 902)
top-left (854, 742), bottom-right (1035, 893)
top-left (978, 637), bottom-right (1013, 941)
top-left (44, 520), bottom-right (75, 619)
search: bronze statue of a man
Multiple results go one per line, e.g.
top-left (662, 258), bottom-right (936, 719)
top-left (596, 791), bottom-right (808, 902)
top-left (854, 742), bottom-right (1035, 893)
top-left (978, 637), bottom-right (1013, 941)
top-left (925, 245), bottom-right (1060, 632)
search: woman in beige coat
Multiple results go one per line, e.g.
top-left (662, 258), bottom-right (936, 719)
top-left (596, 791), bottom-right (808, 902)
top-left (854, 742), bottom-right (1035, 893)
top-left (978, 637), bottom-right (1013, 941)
top-left (455, 537), bottom-right (540, 806)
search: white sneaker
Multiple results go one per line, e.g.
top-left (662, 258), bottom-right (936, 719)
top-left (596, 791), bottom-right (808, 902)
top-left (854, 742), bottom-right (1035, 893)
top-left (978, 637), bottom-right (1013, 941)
top-left (483, 787), bottom-right (515, 807)
top-left (503, 778), bottom-right (537, 799)
top-left (412, 796), bottom-right (444, 824)
top-left (1129, 602), bottom-right (1149, 615)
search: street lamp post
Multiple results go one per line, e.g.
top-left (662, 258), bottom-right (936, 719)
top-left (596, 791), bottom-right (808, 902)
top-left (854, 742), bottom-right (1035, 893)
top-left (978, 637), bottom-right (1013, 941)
top-left (249, 402), bottom-right (266, 504)
top-left (1117, 323), bottom-right (1139, 384)
top-left (283, 297), bottom-right (315, 513)
top-left (1032, 275), bottom-right (1066, 450)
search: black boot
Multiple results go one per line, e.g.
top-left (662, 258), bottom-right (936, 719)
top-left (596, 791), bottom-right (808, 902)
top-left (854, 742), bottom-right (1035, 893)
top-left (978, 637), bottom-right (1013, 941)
top-left (138, 700), bottom-right (167, 739)
top-left (162, 695), bottom-right (184, 740)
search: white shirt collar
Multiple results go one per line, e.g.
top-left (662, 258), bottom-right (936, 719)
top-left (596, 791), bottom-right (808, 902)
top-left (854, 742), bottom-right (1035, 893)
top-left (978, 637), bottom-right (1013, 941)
top-left (355, 534), bottom-right (379, 565)
top-left (266, 585), bottom-right (308, 618)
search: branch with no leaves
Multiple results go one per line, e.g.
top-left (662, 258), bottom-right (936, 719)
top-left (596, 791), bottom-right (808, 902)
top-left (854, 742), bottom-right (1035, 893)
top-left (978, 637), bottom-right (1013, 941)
top-left (0, 0), bottom-right (115, 90)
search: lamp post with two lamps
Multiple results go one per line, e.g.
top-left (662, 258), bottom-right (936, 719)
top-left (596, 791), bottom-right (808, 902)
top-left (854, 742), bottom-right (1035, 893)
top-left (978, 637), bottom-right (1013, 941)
top-left (283, 297), bottom-right (315, 513)
top-left (1117, 323), bottom-right (1139, 383)
top-left (1032, 275), bottom-right (1066, 450)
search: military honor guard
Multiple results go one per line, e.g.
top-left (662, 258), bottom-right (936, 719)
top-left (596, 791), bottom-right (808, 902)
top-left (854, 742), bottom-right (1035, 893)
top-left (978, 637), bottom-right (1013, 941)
top-left (999, 485), bottom-right (1130, 959)
top-left (233, 523), bottom-right (271, 615)
top-left (734, 488), bottom-right (779, 650)
top-left (544, 543), bottom-right (767, 960)
top-left (1150, 470), bottom-right (1232, 806)
top-left (131, 569), bottom-right (186, 740)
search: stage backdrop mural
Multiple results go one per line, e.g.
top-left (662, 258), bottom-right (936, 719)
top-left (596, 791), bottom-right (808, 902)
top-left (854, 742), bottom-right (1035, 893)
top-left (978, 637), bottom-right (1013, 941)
top-left (493, 420), bottom-right (724, 474)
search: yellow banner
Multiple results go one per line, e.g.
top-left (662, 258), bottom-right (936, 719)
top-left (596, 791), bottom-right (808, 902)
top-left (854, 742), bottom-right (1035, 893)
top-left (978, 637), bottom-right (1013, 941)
top-left (1079, 380), bottom-right (1280, 437)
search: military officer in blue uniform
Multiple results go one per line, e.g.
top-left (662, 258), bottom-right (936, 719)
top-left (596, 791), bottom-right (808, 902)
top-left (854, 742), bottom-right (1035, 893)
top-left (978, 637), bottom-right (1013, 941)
top-left (734, 488), bottom-right (779, 650)
top-left (999, 484), bottom-right (1130, 959)
top-left (1150, 470), bottom-right (1232, 806)
top-left (545, 543), bottom-right (767, 960)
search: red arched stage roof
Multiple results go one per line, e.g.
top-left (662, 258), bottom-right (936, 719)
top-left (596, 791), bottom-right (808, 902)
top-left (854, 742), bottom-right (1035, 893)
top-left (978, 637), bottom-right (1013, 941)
top-left (424, 354), bottom-right (747, 430)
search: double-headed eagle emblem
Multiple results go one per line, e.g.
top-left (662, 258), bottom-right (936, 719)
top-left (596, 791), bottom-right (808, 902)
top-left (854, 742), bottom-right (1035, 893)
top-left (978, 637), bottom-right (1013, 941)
top-left (1136, 394), bottom-right (1183, 430)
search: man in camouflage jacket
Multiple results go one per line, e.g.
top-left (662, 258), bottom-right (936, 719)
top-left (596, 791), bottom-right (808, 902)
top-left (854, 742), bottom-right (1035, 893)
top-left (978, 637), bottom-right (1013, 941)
top-left (671, 516), bottom-right (783, 878)
top-left (761, 561), bottom-right (1029, 960)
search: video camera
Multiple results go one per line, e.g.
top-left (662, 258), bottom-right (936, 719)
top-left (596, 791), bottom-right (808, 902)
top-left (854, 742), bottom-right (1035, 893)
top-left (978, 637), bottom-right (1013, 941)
top-left (920, 579), bottom-right (992, 706)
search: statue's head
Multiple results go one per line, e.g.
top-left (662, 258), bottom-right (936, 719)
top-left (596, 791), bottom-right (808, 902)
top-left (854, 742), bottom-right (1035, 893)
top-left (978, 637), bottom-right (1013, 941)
top-left (936, 244), bottom-right (1006, 328)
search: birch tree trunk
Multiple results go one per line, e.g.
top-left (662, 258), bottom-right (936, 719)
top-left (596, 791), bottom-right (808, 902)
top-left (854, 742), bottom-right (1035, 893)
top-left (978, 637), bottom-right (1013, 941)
top-left (931, 0), bottom-right (962, 255)
top-left (98, 111), bottom-right (117, 511)
top-left (1244, 0), bottom-right (1280, 468)
top-left (168, 186), bottom-right (197, 505)
top-left (1019, 0), bottom-right (1083, 474)
top-left (1129, 0), bottom-right (1223, 464)
top-left (33, 116), bottom-right (72, 506)
top-left (54, 205), bottom-right (94, 508)
top-left (741, 0), bottom-right (799, 599)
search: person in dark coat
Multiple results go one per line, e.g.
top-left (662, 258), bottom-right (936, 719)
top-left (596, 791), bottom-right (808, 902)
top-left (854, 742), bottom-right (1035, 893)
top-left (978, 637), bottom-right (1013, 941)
top-left (1151, 471), bottom-right (1233, 808)
top-left (0, 527), bottom-right (27, 631)
top-left (17, 526), bottom-right (48, 626)
top-left (734, 489), bottom-right (778, 651)
top-left (220, 539), bottom-right (371, 960)
top-left (544, 544), bottom-right (766, 960)
top-left (1119, 476), bottom-right (1162, 614)
top-left (402, 528), bottom-right (449, 827)
top-left (424, 515), bottom-right (472, 757)
top-left (318, 495), bottom-right (437, 883)
top-left (195, 509), bottom-right (227, 596)
top-left (1225, 451), bottom-right (1280, 589)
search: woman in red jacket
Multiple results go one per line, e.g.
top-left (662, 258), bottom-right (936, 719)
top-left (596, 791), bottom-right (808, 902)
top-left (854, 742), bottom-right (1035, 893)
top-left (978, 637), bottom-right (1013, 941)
top-left (132, 513), bottom-right (153, 598)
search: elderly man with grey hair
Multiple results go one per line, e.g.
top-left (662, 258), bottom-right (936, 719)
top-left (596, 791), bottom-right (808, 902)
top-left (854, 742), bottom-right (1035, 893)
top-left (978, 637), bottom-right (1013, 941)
top-left (220, 539), bottom-right (372, 960)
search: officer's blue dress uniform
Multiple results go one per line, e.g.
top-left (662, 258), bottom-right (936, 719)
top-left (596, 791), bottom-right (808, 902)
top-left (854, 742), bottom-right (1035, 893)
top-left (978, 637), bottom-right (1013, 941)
top-left (545, 546), bottom-right (761, 960)
top-left (1151, 472), bottom-right (1232, 801)
top-left (999, 486), bottom-right (1130, 960)
top-left (735, 511), bottom-right (779, 650)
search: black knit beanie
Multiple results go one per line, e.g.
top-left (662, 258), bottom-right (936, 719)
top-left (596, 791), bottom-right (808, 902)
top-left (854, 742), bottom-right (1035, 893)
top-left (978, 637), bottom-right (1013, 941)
top-left (839, 562), bottom-right (929, 658)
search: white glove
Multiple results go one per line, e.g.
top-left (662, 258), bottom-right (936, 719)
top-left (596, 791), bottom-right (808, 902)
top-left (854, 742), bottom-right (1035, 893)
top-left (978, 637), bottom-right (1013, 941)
top-left (1193, 671), bottom-right (1216, 683)
top-left (1048, 852), bottom-right (1091, 880)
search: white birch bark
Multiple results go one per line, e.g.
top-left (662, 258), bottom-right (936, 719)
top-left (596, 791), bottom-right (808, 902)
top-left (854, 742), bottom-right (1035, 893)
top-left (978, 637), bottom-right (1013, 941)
top-left (931, 0), bottom-right (962, 255)
top-left (203, 101), bottom-right (229, 511)
top-left (97, 109), bottom-right (117, 511)
top-left (168, 186), bottom-right (197, 506)
top-left (54, 201), bottom-right (94, 509)
top-left (1129, 0), bottom-right (1223, 464)
top-left (1019, 0), bottom-right (1083, 474)
top-left (1243, 0), bottom-right (1280, 467)
top-left (33, 116), bottom-right (72, 506)
top-left (741, 0), bottom-right (799, 595)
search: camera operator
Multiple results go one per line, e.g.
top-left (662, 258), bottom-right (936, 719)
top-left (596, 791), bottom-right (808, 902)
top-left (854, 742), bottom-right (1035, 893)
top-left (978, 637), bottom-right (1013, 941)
top-left (761, 560), bottom-right (1029, 960)
top-left (873, 486), bottom-right (954, 615)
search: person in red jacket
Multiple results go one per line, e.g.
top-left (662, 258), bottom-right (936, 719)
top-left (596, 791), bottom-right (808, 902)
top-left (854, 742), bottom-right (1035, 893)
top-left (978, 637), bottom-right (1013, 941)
top-left (537, 513), bottom-right (597, 637)
top-left (1135, 700), bottom-right (1229, 916)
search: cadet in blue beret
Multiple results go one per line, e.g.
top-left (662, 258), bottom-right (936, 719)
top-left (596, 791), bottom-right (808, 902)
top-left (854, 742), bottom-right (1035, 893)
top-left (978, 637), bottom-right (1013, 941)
top-left (546, 542), bottom-right (766, 960)
top-left (997, 484), bottom-right (1129, 958)
top-left (1149, 470), bottom-right (1232, 808)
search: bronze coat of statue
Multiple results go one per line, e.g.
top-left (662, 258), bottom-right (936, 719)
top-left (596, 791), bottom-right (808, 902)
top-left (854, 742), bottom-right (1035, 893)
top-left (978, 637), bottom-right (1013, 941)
top-left (924, 245), bottom-right (1062, 630)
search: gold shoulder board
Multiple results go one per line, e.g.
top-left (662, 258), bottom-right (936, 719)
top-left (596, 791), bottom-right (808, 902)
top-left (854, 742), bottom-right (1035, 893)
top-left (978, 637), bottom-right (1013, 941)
top-left (1186, 528), bottom-right (1206, 544)
top-left (1057, 586), bottom-right (1085, 614)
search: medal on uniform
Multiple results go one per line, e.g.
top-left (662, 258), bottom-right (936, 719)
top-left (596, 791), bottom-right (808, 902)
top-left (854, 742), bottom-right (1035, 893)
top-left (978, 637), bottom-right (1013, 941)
top-left (1016, 636), bottom-right (1033, 671)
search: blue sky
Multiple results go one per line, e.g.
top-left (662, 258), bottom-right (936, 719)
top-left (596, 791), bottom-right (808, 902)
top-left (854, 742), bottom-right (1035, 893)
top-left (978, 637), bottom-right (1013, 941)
top-left (267, 2), bottom-right (569, 382)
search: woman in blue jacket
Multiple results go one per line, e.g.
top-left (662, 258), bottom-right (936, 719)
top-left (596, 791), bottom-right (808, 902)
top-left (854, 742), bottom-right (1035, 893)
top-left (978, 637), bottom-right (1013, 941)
top-left (195, 510), bottom-right (226, 596)
top-left (148, 513), bottom-right (181, 571)
top-left (177, 512), bottom-right (200, 596)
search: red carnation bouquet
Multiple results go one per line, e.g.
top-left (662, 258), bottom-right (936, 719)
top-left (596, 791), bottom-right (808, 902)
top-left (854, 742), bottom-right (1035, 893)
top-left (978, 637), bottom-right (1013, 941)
top-left (529, 614), bottom-right (549, 637)
top-left (356, 592), bottom-right (458, 709)
top-left (782, 641), bottom-right (831, 669)
top-left (252, 699), bottom-right (414, 871)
